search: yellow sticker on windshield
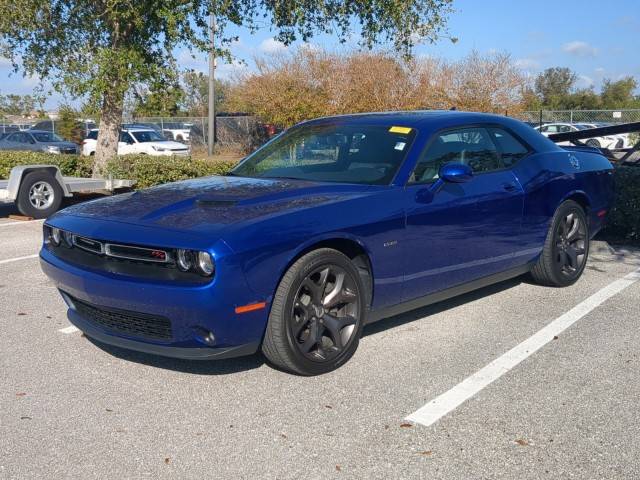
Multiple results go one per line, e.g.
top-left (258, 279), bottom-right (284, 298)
top-left (389, 126), bottom-right (412, 134)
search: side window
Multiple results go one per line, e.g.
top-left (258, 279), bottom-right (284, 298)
top-left (87, 130), bottom-right (98, 140)
top-left (558, 125), bottom-right (571, 133)
top-left (545, 125), bottom-right (559, 133)
top-left (6, 133), bottom-right (20, 142)
top-left (488, 128), bottom-right (529, 168)
top-left (119, 132), bottom-right (134, 144)
top-left (410, 127), bottom-right (500, 184)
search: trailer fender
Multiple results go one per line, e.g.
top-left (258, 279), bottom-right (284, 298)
top-left (5, 165), bottom-right (72, 201)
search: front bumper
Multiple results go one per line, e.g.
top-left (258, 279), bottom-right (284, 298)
top-left (67, 307), bottom-right (259, 359)
top-left (40, 247), bottom-right (268, 360)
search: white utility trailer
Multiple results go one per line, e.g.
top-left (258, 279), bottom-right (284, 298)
top-left (0, 165), bottom-right (135, 219)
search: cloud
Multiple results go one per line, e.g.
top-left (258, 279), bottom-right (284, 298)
top-left (576, 75), bottom-right (594, 89)
top-left (562, 41), bottom-right (598, 57)
top-left (216, 60), bottom-right (249, 79)
top-left (515, 58), bottom-right (540, 70)
top-left (258, 38), bottom-right (287, 54)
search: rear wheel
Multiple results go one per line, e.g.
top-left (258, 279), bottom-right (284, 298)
top-left (531, 200), bottom-right (589, 287)
top-left (262, 248), bottom-right (365, 375)
top-left (16, 171), bottom-right (63, 219)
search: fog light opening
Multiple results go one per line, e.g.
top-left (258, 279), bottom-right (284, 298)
top-left (193, 327), bottom-right (216, 345)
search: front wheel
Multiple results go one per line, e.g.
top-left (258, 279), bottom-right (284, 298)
top-left (262, 248), bottom-right (365, 375)
top-left (531, 200), bottom-right (589, 287)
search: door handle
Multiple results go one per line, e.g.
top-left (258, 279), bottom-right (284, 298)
top-left (502, 182), bottom-right (518, 192)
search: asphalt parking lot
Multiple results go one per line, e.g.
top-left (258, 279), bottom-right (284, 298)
top-left (2, 203), bottom-right (640, 479)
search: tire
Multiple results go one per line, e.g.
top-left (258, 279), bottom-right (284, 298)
top-left (16, 171), bottom-right (64, 219)
top-left (262, 248), bottom-right (365, 375)
top-left (531, 200), bottom-right (589, 287)
top-left (586, 139), bottom-right (600, 148)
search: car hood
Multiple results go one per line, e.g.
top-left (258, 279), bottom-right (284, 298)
top-left (55, 175), bottom-right (374, 235)
top-left (147, 140), bottom-right (188, 149)
top-left (47, 141), bottom-right (78, 148)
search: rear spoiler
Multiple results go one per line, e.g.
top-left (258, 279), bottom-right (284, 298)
top-left (547, 121), bottom-right (640, 165)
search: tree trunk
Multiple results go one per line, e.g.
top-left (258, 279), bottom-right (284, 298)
top-left (92, 88), bottom-right (124, 178)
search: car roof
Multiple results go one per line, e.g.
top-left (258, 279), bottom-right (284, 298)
top-left (88, 127), bottom-right (157, 132)
top-left (301, 110), bottom-right (526, 129)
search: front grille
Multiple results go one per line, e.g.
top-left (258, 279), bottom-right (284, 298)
top-left (69, 295), bottom-right (172, 340)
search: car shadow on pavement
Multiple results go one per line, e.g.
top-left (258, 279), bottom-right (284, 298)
top-left (86, 337), bottom-right (266, 375)
top-left (363, 276), bottom-right (524, 338)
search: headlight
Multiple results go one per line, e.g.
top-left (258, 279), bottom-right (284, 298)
top-left (176, 249), bottom-right (194, 271)
top-left (176, 249), bottom-right (215, 276)
top-left (47, 145), bottom-right (61, 153)
top-left (196, 251), bottom-right (215, 276)
top-left (152, 145), bottom-right (168, 152)
top-left (51, 227), bottom-right (62, 246)
top-left (62, 230), bottom-right (74, 247)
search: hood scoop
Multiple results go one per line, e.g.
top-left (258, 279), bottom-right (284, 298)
top-left (196, 198), bottom-right (238, 208)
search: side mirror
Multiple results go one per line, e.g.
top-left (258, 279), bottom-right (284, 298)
top-left (439, 163), bottom-right (473, 183)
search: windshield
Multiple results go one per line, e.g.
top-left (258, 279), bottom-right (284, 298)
top-left (231, 124), bottom-right (416, 185)
top-left (131, 130), bottom-right (166, 142)
top-left (32, 132), bottom-right (64, 142)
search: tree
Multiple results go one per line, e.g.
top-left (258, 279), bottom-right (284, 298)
top-left (600, 77), bottom-right (640, 109)
top-left (0, 93), bottom-right (36, 117)
top-left (534, 67), bottom-right (577, 108)
top-left (131, 82), bottom-right (184, 117)
top-left (182, 71), bottom-right (229, 116)
top-left (0, 0), bottom-right (454, 176)
top-left (56, 105), bottom-right (84, 143)
top-left (228, 49), bottom-right (529, 128)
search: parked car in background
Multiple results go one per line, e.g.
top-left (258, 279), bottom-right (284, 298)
top-left (0, 130), bottom-right (78, 154)
top-left (161, 122), bottom-right (192, 142)
top-left (82, 127), bottom-right (190, 156)
top-left (535, 123), bottom-right (629, 149)
top-left (31, 119), bottom-right (97, 140)
top-left (0, 125), bottom-right (20, 136)
top-left (41, 111), bottom-right (614, 375)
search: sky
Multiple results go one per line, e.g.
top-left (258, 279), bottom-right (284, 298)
top-left (1, 0), bottom-right (638, 110)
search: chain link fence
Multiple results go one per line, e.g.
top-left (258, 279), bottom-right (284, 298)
top-left (514, 109), bottom-right (640, 126)
top-left (123, 115), bottom-right (269, 152)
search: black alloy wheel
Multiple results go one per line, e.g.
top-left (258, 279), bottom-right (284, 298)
top-left (290, 264), bottom-right (359, 362)
top-left (531, 200), bottom-right (589, 287)
top-left (554, 211), bottom-right (587, 279)
top-left (262, 248), bottom-right (365, 375)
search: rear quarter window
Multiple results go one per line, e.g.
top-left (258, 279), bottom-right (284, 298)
top-left (488, 128), bottom-right (530, 168)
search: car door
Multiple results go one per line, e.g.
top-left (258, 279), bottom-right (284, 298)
top-left (9, 132), bottom-right (34, 151)
top-left (402, 126), bottom-right (526, 301)
top-left (118, 132), bottom-right (136, 155)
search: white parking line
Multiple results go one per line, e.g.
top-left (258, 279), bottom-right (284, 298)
top-left (0, 254), bottom-right (39, 265)
top-left (0, 219), bottom-right (45, 227)
top-left (405, 267), bottom-right (640, 427)
top-left (59, 325), bottom-right (80, 334)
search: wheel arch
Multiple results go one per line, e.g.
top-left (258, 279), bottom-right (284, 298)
top-left (283, 235), bottom-right (375, 309)
top-left (560, 190), bottom-right (591, 214)
top-left (6, 165), bottom-right (71, 200)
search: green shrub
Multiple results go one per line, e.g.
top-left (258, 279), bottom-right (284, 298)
top-left (0, 151), bottom-right (90, 179)
top-left (606, 166), bottom-right (640, 242)
top-left (105, 155), bottom-right (236, 189)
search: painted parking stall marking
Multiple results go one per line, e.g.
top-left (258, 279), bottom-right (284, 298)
top-left (405, 267), bottom-right (640, 428)
top-left (0, 253), bottom-right (39, 265)
top-left (58, 325), bottom-right (80, 334)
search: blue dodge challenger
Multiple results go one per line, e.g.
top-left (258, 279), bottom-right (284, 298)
top-left (40, 111), bottom-right (614, 375)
